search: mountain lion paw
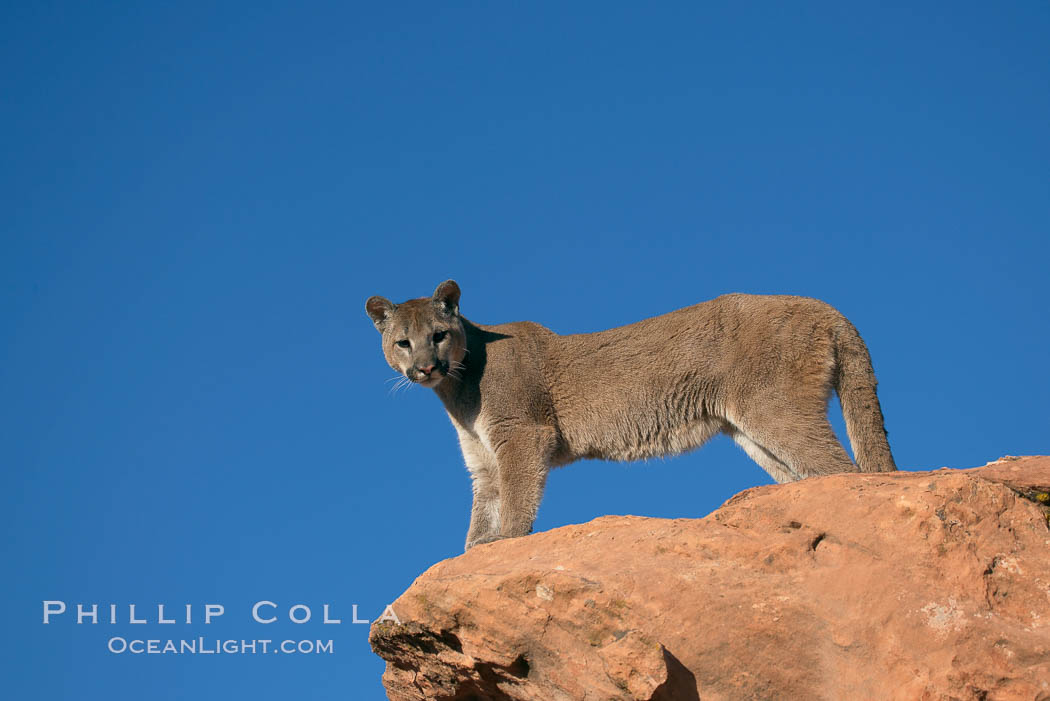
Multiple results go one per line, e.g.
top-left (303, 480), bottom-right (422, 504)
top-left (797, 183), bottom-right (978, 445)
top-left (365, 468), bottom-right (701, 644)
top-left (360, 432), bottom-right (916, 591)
top-left (465, 534), bottom-right (511, 551)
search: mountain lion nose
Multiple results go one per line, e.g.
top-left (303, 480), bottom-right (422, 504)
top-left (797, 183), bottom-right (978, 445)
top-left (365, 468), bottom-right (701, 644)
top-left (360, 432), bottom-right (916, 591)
top-left (419, 364), bottom-right (435, 376)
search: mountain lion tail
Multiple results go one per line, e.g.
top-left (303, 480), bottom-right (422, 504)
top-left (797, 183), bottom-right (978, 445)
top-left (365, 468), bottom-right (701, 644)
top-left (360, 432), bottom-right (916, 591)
top-left (833, 322), bottom-right (897, 473)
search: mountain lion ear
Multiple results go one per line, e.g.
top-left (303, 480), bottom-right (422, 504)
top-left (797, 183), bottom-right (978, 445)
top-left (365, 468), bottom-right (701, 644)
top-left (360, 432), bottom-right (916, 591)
top-left (366, 296), bottom-right (396, 331)
top-left (432, 280), bottom-right (461, 316)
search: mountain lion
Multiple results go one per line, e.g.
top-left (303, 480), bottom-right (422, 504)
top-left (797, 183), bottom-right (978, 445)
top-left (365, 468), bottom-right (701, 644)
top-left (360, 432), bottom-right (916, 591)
top-left (366, 280), bottom-right (896, 550)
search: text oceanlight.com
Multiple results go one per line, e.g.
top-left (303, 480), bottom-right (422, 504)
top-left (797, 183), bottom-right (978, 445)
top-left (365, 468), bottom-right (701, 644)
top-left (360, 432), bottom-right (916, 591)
top-left (107, 638), bottom-right (334, 655)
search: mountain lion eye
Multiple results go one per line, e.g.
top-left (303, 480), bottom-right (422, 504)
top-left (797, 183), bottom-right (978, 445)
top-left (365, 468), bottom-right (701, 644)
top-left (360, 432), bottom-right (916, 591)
top-left (395, 340), bottom-right (411, 349)
top-left (433, 330), bottom-right (448, 343)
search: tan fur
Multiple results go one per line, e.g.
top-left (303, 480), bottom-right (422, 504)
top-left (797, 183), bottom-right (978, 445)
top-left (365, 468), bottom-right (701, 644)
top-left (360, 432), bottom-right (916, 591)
top-left (367, 280), bottom-right (896, 550)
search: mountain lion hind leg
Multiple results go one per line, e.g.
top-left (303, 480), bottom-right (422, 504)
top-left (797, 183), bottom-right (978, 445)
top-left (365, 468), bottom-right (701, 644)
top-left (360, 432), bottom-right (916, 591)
top-left (726, 428), bottom-right (802, 483)
top-left (726, 404), bottom-right (856, 483)
top-left (724, 317), bottom-right (895, 482)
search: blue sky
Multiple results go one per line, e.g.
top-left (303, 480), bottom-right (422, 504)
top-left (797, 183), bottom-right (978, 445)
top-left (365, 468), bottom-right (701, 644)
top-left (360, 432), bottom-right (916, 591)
top-left (3, 2), bottom-right (1047, 699)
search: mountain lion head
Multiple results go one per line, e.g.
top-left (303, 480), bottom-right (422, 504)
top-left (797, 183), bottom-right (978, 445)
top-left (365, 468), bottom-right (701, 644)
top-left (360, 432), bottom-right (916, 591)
top-left (366, 280), bottom-right (467, 389)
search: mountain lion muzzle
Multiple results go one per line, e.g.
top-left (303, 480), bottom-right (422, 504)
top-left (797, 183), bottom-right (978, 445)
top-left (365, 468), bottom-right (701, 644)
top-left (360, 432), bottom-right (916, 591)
top-left (366, 280), bottom-right (897, 551)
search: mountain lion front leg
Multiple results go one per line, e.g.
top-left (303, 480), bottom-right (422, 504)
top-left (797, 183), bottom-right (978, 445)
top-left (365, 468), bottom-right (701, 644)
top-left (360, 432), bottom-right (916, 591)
top-left (459, 433), bottom-right (502, 551)
top-left (492, 425), bottom-right (557, 541)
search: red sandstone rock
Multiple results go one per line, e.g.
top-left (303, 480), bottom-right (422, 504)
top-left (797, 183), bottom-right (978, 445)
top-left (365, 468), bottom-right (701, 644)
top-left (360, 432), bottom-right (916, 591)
top-left (370, 456), bottom-right (1050, 700)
